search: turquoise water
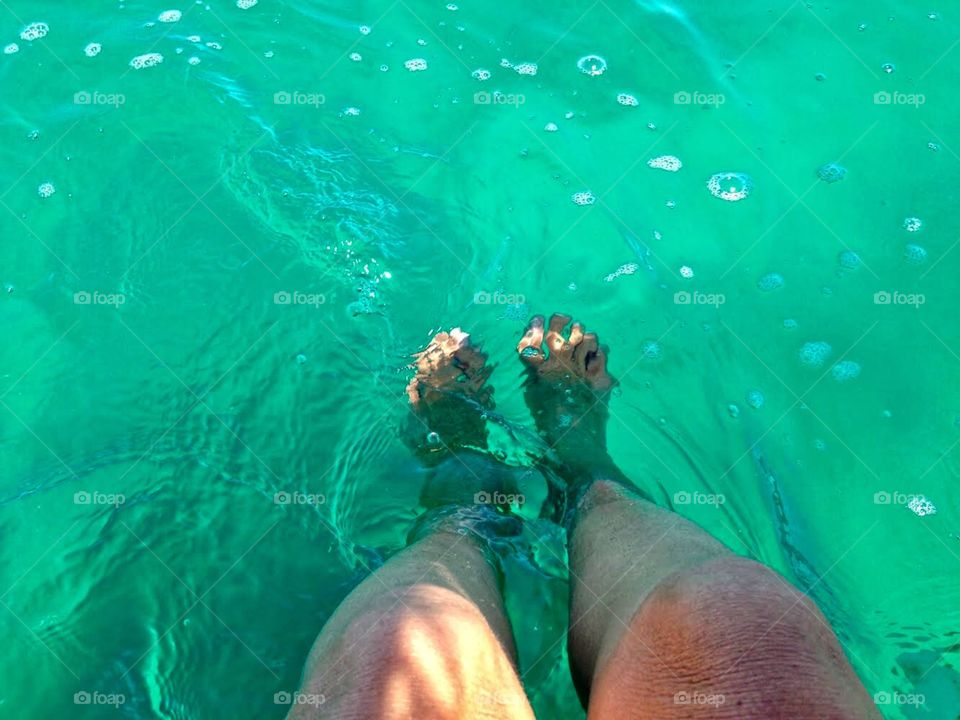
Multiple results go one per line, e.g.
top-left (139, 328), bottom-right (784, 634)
top-left (1, 1), bottom-right (959, 717)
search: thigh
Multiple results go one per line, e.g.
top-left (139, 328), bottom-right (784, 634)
top-left (586, 557), bottom-right (879, 720)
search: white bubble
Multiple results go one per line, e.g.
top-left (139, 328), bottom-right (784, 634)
top-left (707, 172), bottom-right (753, 202)
top-left (3, 43), bottom-right (19, 55)
top-left (447, 3), bottom-right (459, 9)
top-left (342, 107), bottom-right (361, 116)
top-left (206, 42), bottom-right (222, 50)
top-left (417, 38), bottom-right (427, 46)
top-left (471, 68), bottom-right (490, 81)
top-left (746, 389), bottom-right (765, 409)
top-left (571, 191), bottom-right (596, 206)
top-left (799, 341), bottom-right (832, 368)
top-left (882, 62), bottom-right (895, 73)
top-left (188, 56), bottom-right (200, 65)
top-left (514, 62), bottom-right (537, 75)
top-left (83, 42), bottom-right (101, 57)
top-left (20, 22), bottom-right (49, 41)
top-left (404, 58), bottom-right (427, 71)
top-left (577, 54), bottom-right (607, 76)
top-left (679, 265), bottom-right (694, 279)
top-left (902, 217), bottom-right (922, 233)
top-left (130, 52), bottom-right (164, 69)
top-left (158, 10), bottom-right (182, 22)
top-left (604, 263), bottom-right (639, 282)
top-left (349, 52), bottom-right (362, 61)
top-left (616, 93), bottom-right (638, 107)
top-left (500, 58), bottom-right (513, 68)
top-left (38, 182), bottom-right (55, 198)
top-left (359, 25), bottom-right (371, 35)
top-left (831, 360), bottom-right (861, 382)
top-left (237, 0), bottom-right (258, 8)
top-left (187, 35), bottom-right (202, 42)
top-left (379, 63), bottom-right (388, 72)
top-left (544, 122), bottom-right (558, 132)
top-left (908, 496), bottom-right (937, 517)
top-left (647, 155), bottom-right (682, 172)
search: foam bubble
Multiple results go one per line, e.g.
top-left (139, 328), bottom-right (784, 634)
top-left (604, 263), bottom-right (639, 282)
top-left (577, 54), bottom-right (606, 76)
top-left (746, 389), bottom-right (765, 409)
top-left (908, 496), bottom-right (936, 517)
top-left (187, 35), bottom-right (201, 42)
top-left (817, 162), bottom-right (847, 183)
top-left (379, 64), bottom-right (388, 72)
top-left (359, 25), bottom-right (371, 35)
top-left (799, 341), bottom-right (832, 368)
top-left (84, 42), bottom-right (101, 57)
top-left (838, 250), bottom-right (861, 269)
top-left (500, 58), bottom-right (512, 68)
top-left (728, 404), bottom-right (741, 419)
top-left (20, 22), bottom-right (49, 41)
top-left (158, 10), bottom-right (182, 22)
top-left (571, 191), bottom-right (596, 206)
top-left (237, 0), bottom-right (258, 8)
top-left (616, 93), bottom-right (638, 107)
top-left (447, 3), bottom-right (459, 9)
top-left (349, 52), bottom-right (362, 62)
top-left (342, 107), bottom-right (361, 116)
top-left (882, 62), bottom-right (895, 73)
top-left (647, 155), bottom-right (681, 172)
top-left (904, 244), bottom-right (928, 265)
top-left (640, 340), bottom-right (663, 361)
top-left (404, 58), bottom-right (427, 71)
top-left (37, 182), bottom-right (55, 198)
top-left (783, 318), bottom-right (798, 330)
top-left (707, 172), bottom-right (753, 202)
top-left (471, 68), bottom-right (490, 81)
top-left (130, 52), bottom-right (164, 69)
top-left (831, 360), bottom-right (861, 382)
top-left (3, 43), bottom-right (19, 55)
top-left (902, 217), bottom-right (922, 233)
top-left (679, 265), bottom-right (694, 279)
top-left (188, 56), bottom-right (200, 65)
top-left (544, 122), bottom-right (558, 132)
top-left (757, 272), bottom-right (784, 291)
top-left (514, 62), bottom-right (537, 76)
top-left (206, 42), bottom-right (222, 50)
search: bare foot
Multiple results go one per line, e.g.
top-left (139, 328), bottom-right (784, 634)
top-left (517, 314), bottom-right (617, 479)
top-left (405, 328), bottom-right (495, 456)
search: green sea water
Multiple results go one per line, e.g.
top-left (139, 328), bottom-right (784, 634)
top-left (1, 1), bottom-right (959, 718)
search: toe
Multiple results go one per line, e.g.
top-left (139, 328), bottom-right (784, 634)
top-left (568, 322), bottom-right (585, 347)
top-left (546, 313), bottom-right (572, 355)
top-left (573, 333), bottom-right (599, 371)
top-left (586, 346), bottom-right (614, 390)
top-left (518, 315), bottom-right (546, 366)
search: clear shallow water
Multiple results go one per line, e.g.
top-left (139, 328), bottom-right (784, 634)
top-left (1, 1), bottom-right (959, 718)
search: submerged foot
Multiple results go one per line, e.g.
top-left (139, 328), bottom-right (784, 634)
top-left (405, 328), bottom-right (495, 457)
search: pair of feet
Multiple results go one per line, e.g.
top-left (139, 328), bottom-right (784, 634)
top-left (405, 313), bottom-right (619, 519)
